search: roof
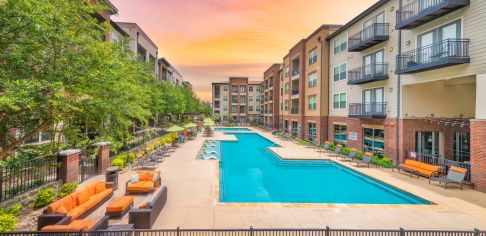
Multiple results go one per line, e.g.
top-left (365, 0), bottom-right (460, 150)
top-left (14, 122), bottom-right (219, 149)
top-left (326, 0), bottom-right (390, 40)
top-left (115, 22), bottom-right (159, 50)
top-left (158, 57), bottom-right (171, 67)
top-left (110, 21), bottom-right (128, 36)
top-left (306, 24), bottom-right (343, 40)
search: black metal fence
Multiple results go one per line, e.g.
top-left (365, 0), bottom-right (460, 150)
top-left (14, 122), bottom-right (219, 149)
top-left (0, 157), bottom-right (59, 203)
top-left (349, 102), bottom-right (387, 117)
top-left (349, 23), bottom-right (389, 48)
top-left (396, 0), bottom-right (445, 26)
top-left (1, 227), bottom-right (485, 236)
top-left (348, 63), bottom-right (388, 83)
top-left (396, 39), bottom-right (470, 71)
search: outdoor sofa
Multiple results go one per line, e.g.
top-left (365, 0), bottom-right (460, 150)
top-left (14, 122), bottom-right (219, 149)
top-left (126, 171), bottom-right (162, 194)
top-left (41, 216), bottom-right (109, 232)
top-left (37, 180), bottom-right (114, 230)
top-left (128, 185), bottom-right (168, 229)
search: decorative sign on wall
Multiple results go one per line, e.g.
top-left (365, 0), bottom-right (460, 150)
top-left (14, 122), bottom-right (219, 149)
top-left (348, 132), bottom-right (358, 141)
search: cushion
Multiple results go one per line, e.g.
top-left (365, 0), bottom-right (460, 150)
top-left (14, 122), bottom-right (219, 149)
top-left (153, 175), bottom-right (160, 183)
top-left (450, 166), bottom-right (467, 174)
top-left (47, 196), bottom-right (73, 213)
top-left (77, 191), bottom-right (90, 206)
top-left (419, 163), bottom-right (439, 172)
top-left (69, 219), bottom-right (96, 231)
top-left (106, 196), bottom-right (134, 213)
top-left (66, 206), bottom-right (86, 220)
top-left (404, 159), bottom-right (422, 168)
top-left (56, 205), bottom-right (68, 214)
top-left (127, 181), bottom-right (153, 192)
top-left (130, 174), bottom-right (139, 183)
top-left (42, 225), bottom-right (76, 232)
top-left (95, 182), bottom-right (106, 194)
top-left (79, 198), bottom-right (97, 210)
top-left (86, 181), bottom-right (98, 196)
top-left (139, 172), bottom-right (150, 181)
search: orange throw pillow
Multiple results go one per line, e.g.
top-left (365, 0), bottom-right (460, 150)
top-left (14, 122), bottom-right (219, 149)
top-left (95, 182), bottom-right (106, 194)
top-left (56, 205), bottom-right (68, 214)
top-left (77, 192), bottom-right (90, 205)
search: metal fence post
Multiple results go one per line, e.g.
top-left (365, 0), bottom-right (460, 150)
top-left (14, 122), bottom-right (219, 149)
top-left (326, 226), bottom-right (330, 236)
top-left (474, 228), bottom-right (480, 236)
top-left (400, 227), bottom-right (405, 236)
top-left (177, 226), bottom-right (180, 236)
top-left (250, 226), bottom-right (254, 236)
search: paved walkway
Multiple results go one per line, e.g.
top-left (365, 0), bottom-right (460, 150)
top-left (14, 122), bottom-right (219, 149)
top-left (84, 127), bottom-right (486, 229)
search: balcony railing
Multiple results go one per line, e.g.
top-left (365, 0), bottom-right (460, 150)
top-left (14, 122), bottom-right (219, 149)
top-left (291, 69), bottom-right (300, 77)
top-left (348, 102), bottom-right (386, 119)
top-left (348, 63), bottom-right (388, 85)
top-left (406, 151), bottom-right (471, 183)
top-left (396, 38), bottom-right (470, 74)
top-left (348, 23), bottom-right (390, 52)
top-left (291, 108), bottom-right (299, 114)
top-left (396, 0), bottom-right (470, 29)
top-left (292, 89), bottom-right (299, 96)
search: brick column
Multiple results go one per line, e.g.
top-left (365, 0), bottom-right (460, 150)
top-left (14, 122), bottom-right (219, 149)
top-left (471, 119), bottom-right (486, 192)
top-left (95, 142), bottom-right (111, 174)
top-left (58, 149), bottom-right (81, 183)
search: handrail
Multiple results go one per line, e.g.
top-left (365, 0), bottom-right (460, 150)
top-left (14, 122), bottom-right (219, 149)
top-left (397, 0), bottom-right (445, 25)
top-left (349, 102), bottom-right (387, 116)
top-left (349, 23), bottom-right (389, 48)
top-left (348, 63), bottom-right (388, 83)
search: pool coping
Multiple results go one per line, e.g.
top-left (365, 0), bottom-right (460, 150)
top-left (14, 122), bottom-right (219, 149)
top-left (209, 129), bottom-right (440, 209)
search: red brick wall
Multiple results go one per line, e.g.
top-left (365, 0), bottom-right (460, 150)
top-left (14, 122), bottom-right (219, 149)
top-left (471, 119), bottom-right (486, 192)
top-left (58, 150), bottom-right (81, 183)
top-left (302, 116), bottom-right (328, 144)
top-left (97, 143), bottom-right (110, 174)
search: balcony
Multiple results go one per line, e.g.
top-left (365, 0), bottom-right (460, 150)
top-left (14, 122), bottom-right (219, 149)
top-left (291, 108), bottom-right (299, 115)
top-left (348, 23), bottom-right (390, 52)
top-left (291, 69), bottom-right (300, 80)
top-left (396, 39), bottom-right (470, 74)
top-left (396, 0), bottom-right (470, 30)
top-left (348, 63), bottom-right (388, 85)
top-left (348, 102), bottom-right (387, 119)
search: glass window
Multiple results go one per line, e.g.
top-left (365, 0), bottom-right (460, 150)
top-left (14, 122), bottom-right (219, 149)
top-left (239, 106), bottom-right (245, 113)
top-left (308, 72), bottom-right (317, 87)
top-left (334, 125), bottom-right (347, 145)
top-left (284, 66), bottom-right (290, 77)
top-left (248, 106), bottom-right (253, 112)
top-left (333, 93), bottom-right (346, 109)
top-left (284, 83), bottom-right (289, 94)
top-left (333, 64), bottom-right (347, 81)
top-left (223, 95), bottom-right (228, 101)
top-left (363, 128), bottom-right (385, 156)
top-left (334, 34), bottom-right (347, 54)
top-left (308, 95), bottom-right (317, 110)
top-left (308, 123), bottom-right (317, 141)
top-left (249, 86), bottom-right (253, 92)
top-left (248, 96), bottom-right (253, 102)
top-left (223, 85), bottom-right (228, 91)
top-left (231, 106), bottom-right (237, 113)
top-left (231, 85), bottom-right (238, 93)
top-left (284, 100), bottom-right (289, 110)
top-left (239, 95), bottom-right (246, 103)
top-left (223, 105), bottom-right (228, 111)
top-left (240, 85), bottom-right (247, 93)
top-left (231, 95), bottom-right (238, 103)
top-left (308, 48), bottom-right (318, 65)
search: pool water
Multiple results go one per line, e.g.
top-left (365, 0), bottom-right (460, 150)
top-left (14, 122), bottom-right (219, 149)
top-left (219, 133), bottom-right (430, 204)
top-left (215, 127), bottom-right (251, 131)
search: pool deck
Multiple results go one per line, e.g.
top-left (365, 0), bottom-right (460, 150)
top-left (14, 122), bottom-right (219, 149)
top-left (81, 127), bottom-right (486, 229)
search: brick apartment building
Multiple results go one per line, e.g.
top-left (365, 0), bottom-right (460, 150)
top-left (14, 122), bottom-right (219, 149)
top-left (212, 77), bottom-right (263, 124)
top-left (263, 64), bottom-right (282, 128)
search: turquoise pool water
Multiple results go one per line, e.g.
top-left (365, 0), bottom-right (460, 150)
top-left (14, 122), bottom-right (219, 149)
top-left (219, 133), bottom-right (430, 204)
top-left (215, 127), bottom-right (251, 131)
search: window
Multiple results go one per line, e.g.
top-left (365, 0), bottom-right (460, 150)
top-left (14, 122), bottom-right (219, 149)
top-left (308, 48), bottom-right (318, 65)
top-left (214, 85), bottom-right (220, 98)
top-left (334, 125), bottom-right (347, 145)
top-left (284, 66), bottom-right (290, 77)
top-left (308, 72), bottom-right (317, 87)
top-left (333, 64), bottom-right (347, 81)
top-left (284, 83), bottom-right (289, 94)
top-left (417, 20), bottom-right (461, 62)
top-left (231, 95), bottom-right (238, 103)
top-left (231, 106), bottom-right (237, 113)
top-left (223, 85), bottom-right (228, 91)
top-left (249, 86), bottom-right (253, 92)
top-left (249, 96), bottom-right (253, 102)
top-left (256, 96), bottom-right (260, 102)
top-left (223, 105), bottom-right (228, 111)
top-left (308, 123), bottom-right (317, 141)
top-left (333, 34), bottom-right (347, 54)
top-left (223, 95), bottom-right (228, 101)
top-left (240, 85), bottom-right (247, 93)
top-left (363, 128), bottom-right (385, 156)
top-left (363, 50), bottom-right (385, 76)
top-left (280, 88), bottom-right (283, 97)
top-left (308, 95), bottom-right (317, 110)
top-left (214, 101), bottom-right (220, 108)
top-left (256, 106), bottom-right (261, 112)
top-left (240, 95), bottom-right (246, 103)
top-left (231, 85), bottom-right (238, 93)
top-left (333, 93), bottom-right (346, 109)
top-left (248, 106), bottom-right (253, 112)
top-left (239, 105), bottom-right (245, 113)
top-left (284, 100), bottom-right (289, 110)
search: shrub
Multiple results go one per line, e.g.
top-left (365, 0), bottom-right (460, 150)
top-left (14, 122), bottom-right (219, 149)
top-left (58, 182), bottom-right (77, 198)
top-left (379, 156), bottom-right (393, 168)
top-left (128, 152), bottom-right (135, 163)
top-left (341, 147), bottom-right (350, 156)
top-left (355, 151), bottom-right (363, 160)
top-left (327, 144), bottom-right (336, 151)
top-left (111, 157), bottom-right (125, 170)
top-left (34, 187), bottom-right (55, 208)
top-left (0, 214), bottom-right (16, 232)
top-left (1, 205), bottom-right (22, 216)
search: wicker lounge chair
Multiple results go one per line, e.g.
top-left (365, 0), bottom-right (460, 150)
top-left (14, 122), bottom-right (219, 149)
top-left (429, 166), bottom-right (467, 190)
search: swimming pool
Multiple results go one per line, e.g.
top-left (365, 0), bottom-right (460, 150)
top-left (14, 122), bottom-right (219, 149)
top-left (219, 133), bottom-right (430, 205)
top-left (215, 127), bottom-right (251, 131)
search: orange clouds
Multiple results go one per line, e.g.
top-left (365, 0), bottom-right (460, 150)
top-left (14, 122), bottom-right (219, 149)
top-left (110, 0), bottom-right (378, 101)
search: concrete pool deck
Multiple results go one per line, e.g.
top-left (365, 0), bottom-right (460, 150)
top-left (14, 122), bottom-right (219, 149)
top-left (83, 127), bottom-right (486, 229)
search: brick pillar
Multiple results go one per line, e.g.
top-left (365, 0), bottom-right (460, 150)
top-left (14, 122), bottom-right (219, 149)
top-left (471, 119), bottom-right (486, 192)
top-left (96, 142), bottom-right (111, 174)
top-left (58, 149), bottom-right (81, 183)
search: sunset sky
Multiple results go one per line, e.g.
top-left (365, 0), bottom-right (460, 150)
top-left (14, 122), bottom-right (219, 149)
top-left (110, 0), bottom-right (378, 101)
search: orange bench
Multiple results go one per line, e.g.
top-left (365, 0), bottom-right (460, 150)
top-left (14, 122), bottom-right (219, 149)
top-left (398, 159), bottom-right (440, 177)
top-left (106, 196), bottom-right (134, 218)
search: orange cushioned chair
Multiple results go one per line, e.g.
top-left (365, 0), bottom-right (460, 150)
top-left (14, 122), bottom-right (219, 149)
top-left (38, 180), bottom-right (114, 230)
top-left (126, 171), bottom-right (161, 194)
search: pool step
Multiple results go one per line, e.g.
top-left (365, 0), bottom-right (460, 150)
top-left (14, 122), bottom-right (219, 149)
top-left (261, 148), bottom-right (336, 168)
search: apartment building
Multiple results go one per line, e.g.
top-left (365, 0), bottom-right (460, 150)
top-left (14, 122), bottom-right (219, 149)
top-left (278, 25), bottom-right (340, 143)
top-left (116, 22), bottom-right (159, 76)
top-left (212, 77), bottom-right (263, 124)
top-left (157, 58), bottom-right (185, 86)
top-left (326, 0), bottom-right (486, 191)
top-left (263, 64), bottom-right (282, 128)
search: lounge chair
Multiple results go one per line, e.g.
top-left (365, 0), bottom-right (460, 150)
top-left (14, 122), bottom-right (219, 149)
top-left (429, 166), bottom-right (467, 190)
top-left (329, 144), bottom-right (343, 157)
top-left (154, 145), bottom-right (171, 156)
top-left (350, 152), bottom-right (372, 168)
top-left (319, 141), bottom-right (331, 153)
top-left (136, 157), bottom-right (159, 169)
top-left (339, 148), bottom-right (357, 162)
top-left (147, 150), bottom-right (165, 162)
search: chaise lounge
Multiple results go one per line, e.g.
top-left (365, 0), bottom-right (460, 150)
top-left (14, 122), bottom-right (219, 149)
top-left (38, 180), bottom-right (114, 230)
top-left (429, 166), bottom-right (468, 190)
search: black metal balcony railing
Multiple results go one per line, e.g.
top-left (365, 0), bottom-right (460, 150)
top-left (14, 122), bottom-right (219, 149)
top-left (396, 0), bottom-right (470, 29)
top-left (348, 102), bottom-right (387, 119)
top-left (292, 90), bottom-right (299, 96)
top-left (291, 108), bottom-right (299, 114)
top-left (396, 38), bottom-right (470, 74)
top-left (348, 23), bottom-right (390, 52)
top-left (348, 63), bottom-right (389, 85)
top-left (292, 69), bottom-right (300, 77)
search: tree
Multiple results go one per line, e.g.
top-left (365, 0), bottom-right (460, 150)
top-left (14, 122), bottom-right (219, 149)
top-left (212, 114), bottom-right (221, 123)
top-left (0, 0), bottom-right (154, 158)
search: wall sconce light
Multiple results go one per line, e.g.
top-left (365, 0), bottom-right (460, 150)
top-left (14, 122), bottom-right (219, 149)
top-left (406, 40), bottom-right (411, 46)
top-left (388, 47), bottom-right (394, 52)
top-left (390, 6), bottom-right (394, 11)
